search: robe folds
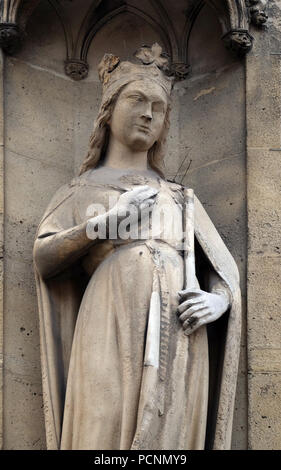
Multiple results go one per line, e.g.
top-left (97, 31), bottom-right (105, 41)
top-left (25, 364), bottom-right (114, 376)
top-left (33, 167), bottom-right (241, 450)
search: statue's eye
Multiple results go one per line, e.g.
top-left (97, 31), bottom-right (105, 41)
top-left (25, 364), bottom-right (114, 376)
top-left (128, 94), bottom-right (143, 102)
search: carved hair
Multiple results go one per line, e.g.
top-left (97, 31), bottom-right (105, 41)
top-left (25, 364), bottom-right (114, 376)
top-left (79, 84), bottom-right (171, 178)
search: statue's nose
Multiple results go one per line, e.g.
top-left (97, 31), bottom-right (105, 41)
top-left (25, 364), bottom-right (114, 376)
top-left (142, 103), bottom-right (152, 121)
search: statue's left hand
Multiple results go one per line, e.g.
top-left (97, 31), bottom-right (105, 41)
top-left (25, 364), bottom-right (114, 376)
top-left (176, 288), bottom-right (230, 336)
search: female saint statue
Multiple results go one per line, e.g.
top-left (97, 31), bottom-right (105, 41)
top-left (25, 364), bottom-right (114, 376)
top-left (33, 44), bottom-right (241, 450)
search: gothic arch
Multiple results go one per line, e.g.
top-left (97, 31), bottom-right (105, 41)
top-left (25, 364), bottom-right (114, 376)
top-left (0, 0), bottom-right (268, 78)
top-left (80, 5), bottom-right (172, 63)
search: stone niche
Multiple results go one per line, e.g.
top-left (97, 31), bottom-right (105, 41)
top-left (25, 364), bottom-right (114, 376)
top-left (2, 0), bottom-right (249, 449)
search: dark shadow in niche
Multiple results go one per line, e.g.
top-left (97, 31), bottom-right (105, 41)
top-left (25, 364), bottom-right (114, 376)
top-left (188, 3), bottom-right (237, 76)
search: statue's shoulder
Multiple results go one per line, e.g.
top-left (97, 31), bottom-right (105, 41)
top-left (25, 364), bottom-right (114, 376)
top-left (42, 173), bottom-right (86, 220)
top-left (49, 170), bottom-right (94, 203)
top-left (50, 178), bottom-right (78, 205)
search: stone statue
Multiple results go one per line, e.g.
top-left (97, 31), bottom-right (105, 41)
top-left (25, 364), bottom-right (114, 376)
top-left (33, 44), bottom-right (241, 450)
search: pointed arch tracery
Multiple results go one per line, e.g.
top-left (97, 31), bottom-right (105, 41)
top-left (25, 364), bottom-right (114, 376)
top-left (0, 0), bottom-right (268, 79)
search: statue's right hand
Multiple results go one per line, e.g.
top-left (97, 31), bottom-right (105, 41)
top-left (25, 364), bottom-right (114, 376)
top-left (112, 185), bottom-right (158, 219)
top-left (86, 186), bottom-right (158, 241)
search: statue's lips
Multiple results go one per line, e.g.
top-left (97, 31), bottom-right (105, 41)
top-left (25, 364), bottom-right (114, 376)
top-left (134, 124), bottom-right (152, 134)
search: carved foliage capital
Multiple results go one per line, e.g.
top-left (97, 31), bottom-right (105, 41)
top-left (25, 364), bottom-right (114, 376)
top-left (64, 59), bottom-right (89, 81)
top-left (0, 0), bottom-right (40, 54)
top-left (0, 23), bottom-right (21, 55)
top-left (171, 62), bottom-right (191, 81)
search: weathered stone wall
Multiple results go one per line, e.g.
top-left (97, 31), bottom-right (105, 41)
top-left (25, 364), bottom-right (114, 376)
top-left (1, 0), bottom-right (279, 450)
top-left (246, 0), bottom-right (281, 450)
top-left (3, 1), bottom-right (74, 448)
top-left (0, 49), bottom-right (4, 451)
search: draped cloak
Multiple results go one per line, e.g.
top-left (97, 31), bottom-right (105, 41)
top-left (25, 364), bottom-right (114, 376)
top-left (33, 168), bottom-right (241, 450)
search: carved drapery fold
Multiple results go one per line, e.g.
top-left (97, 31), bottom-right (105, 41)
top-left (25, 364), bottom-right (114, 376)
top-left (0, 0), bottom-right (268, 78)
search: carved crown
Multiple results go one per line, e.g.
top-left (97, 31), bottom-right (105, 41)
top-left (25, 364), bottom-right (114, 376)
top-left (98, 43), bottom-right (174, 99)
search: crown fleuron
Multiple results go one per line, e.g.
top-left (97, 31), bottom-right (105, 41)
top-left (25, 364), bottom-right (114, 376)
top-left (98, 43), bottom-right (174, 99)
top-left (134, 43), bottom-right (171, 72)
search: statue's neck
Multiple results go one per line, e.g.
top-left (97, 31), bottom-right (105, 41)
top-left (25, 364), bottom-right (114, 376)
top-left (103, 136), bottom-right (149, 171)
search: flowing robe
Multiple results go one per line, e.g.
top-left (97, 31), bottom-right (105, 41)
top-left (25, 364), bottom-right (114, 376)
top-left (33, 167), bottom-right (241, 450)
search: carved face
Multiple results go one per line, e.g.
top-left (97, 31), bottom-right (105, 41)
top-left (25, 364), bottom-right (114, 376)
top-left (252, 10), bottom-right (268, 25)
top-left (108, 79), bottom-right (168, 152)
top-left (232, 32), bottom-right (252, 50)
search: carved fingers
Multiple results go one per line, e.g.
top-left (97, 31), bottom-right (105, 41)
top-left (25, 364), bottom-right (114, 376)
top-left (116, 185), bottom-right (158, 216)
top-left (176, 288), bottom-right (229, 336)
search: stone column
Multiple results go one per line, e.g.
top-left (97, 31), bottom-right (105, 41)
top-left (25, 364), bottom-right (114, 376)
top-left (246, 2), bottom-right (281, 449)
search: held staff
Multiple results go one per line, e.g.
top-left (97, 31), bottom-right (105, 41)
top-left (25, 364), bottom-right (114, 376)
top-left (183, 188), bottom-right (199, 290)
